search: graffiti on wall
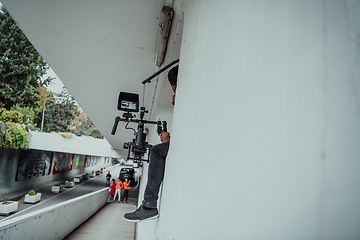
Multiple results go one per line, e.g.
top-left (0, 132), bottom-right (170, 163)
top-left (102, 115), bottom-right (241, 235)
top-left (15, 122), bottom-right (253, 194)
top-left (52, 152), bottom-right (73, 174)
top-left (72, 154), bottom-right (86, 170)
top-left (85, 155), bottom-right (92, 167)
top-left (16, 150), bottom-right (53, 181)
top-left (15, 150), bottom-right (111, 181)
top-left (93, 156), bottom-right (101, 166)
top-left (84, 155), bottom-right (107, 167)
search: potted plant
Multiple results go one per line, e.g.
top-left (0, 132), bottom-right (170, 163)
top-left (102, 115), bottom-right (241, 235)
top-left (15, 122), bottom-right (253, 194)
top-left (100, 168), bottom-right (104, 174)
top-left (90, 170), bottom-right (95, 178)
top-left (51, 185), bottom-right (63, 193)
top-left (24, 190), bottom-right (41, 203)
top-left (82, 173), bottom-right (89, 180)
top-left (65, 178), bottom-right (75, 187)
top-left (74, 176), bottom-right (81, 183)
top-left (0, 199), bottom-right (18, 216)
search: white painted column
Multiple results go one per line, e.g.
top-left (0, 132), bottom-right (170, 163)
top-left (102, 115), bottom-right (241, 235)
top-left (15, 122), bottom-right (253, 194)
top-left (138, 1), bottom-right (360, 239)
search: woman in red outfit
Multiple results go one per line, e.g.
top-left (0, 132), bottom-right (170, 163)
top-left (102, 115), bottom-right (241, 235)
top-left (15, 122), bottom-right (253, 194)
top-left (108, 179), bottom-right (116, 202)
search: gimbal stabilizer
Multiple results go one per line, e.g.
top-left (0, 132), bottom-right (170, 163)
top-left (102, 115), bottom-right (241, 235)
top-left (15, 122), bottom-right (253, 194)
top-left (111, 106), bottom-right (167, 162)
top-left (110, 59), bottom-right (178, 162)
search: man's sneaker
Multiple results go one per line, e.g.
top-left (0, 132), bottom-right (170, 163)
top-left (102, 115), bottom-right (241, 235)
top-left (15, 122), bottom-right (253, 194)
top-left (123, 205), bottom-right (158, 222)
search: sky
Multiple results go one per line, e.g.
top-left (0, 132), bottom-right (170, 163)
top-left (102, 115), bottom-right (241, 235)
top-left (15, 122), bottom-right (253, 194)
top-left (43, 68), bottom-right (65, 94)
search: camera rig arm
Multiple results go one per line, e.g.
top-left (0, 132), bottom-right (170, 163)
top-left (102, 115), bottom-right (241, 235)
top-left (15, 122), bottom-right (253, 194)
top-left (111, 116), bottom-right (162, 135)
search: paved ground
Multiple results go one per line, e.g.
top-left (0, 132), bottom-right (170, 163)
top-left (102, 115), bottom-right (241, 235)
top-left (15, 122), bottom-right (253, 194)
top-left (0, 164), bottom-right (140, 240)
top-left (64, 200), bottom-right (137, 240)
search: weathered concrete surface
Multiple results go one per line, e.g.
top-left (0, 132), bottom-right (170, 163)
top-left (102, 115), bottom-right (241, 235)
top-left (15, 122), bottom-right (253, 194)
top-left (64, 202), bottom-right (137, 240)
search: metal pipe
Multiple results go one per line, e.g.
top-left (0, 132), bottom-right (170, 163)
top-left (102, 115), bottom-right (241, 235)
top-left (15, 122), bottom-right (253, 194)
top-left (142, 59), bottom-right (179, 84)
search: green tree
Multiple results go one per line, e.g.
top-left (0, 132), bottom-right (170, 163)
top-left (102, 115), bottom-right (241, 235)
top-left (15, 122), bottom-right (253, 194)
top-left (0, 6), bottom-right (52, 110)
top-left (10, 104), bottom-right (35, 130)
top-left (34, 87), bottom-right (77, 133)
top-left (34, 84), bottom-right (53, 131)
top-left (0, 108), bottom-right (29, 149)
top-left (71, 106), bottom-right (102, 139)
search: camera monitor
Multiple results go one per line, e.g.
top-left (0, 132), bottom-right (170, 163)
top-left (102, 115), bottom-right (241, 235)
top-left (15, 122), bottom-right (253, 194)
top-left (118, 92), bottom-right (139, 112)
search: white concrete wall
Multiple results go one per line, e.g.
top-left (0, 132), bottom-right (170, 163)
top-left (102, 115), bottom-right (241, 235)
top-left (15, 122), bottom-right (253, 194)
top-left (0, 132), bottom-right (123, 195)
top-left (138, 1), bottom-right (360, 239)
top-left (0, 188), bottom-right (108, 240)
top-left (29, 131), bottom-right (124, 158)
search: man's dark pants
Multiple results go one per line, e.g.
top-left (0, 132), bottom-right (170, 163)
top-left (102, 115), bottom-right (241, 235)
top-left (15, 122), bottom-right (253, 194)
top-left (142, 142), bottom-right (170, 209)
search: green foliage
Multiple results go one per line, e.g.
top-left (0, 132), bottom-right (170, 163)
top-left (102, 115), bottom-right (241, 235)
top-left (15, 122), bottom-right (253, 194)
top-left (71, 104), bottom-right (103, 139)
top-left (10, 104), bottom-right (35, 130)
top-left (0, 122), bottom-right (29, 149)
top-left (0, 108), bottom-right (29, 149)
top-left (34, 87), bottom-right (77, 133)
top-left (0, 6), bottom-right (52, 110)
top-left (0, 109), bottom-right (22, 123)
top-left (28, 190), bottom-right (36, 196)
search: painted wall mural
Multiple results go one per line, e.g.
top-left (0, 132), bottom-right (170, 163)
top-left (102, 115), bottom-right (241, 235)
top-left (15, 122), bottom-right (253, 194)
top-left (15, 149), bottom-right (112, 181)
top-left (93, 156), bottom-right (101, 166)
top-left (85, 155), bottom-right (92, 167)
top-left (84, 155), bottom-right (107, 168)
top-left (16, 150), bottom-right (53, 181)
top-left (52, 152), bottom-right (73, 174)
top-left (72, 154), bottom-right (86, 170)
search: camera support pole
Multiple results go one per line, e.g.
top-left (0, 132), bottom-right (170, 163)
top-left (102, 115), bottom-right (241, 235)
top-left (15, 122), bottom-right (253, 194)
top-left (142, 59), bottom-right (179, 85)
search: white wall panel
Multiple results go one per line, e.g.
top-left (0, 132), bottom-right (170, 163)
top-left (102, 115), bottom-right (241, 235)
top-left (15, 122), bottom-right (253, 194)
top-left (147, 1), bottom-right (360, 239)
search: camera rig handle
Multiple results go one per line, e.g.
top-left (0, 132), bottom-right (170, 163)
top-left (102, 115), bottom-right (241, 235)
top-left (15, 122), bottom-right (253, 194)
top-left (111, 116), bottom-right (120, 135)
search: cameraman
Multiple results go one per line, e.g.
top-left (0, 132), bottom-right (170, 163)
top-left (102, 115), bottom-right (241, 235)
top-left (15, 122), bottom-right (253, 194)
top-left (123, 130), bottom-right (170, 222)
top-left (124, 65), bottom-right (177, 222)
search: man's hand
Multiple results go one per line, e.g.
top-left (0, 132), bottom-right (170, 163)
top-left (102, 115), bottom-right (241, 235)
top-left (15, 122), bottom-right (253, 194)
top-left (160, 130), bottom-right (170, 143)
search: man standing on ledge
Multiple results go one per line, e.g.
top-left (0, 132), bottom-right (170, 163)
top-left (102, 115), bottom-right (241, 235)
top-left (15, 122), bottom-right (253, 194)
top-left (124, 131), bottom-right (170, 222)
top-left (123, 65), bottom-right (178, 222)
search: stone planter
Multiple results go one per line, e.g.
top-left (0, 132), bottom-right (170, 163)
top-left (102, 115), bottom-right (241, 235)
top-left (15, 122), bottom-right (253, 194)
top-left (0, 201), bottom-right (18, 216)
top-left (74, 177), bottom-right (80, 183)
top-left (95, 170), bottom-right (100, 175)
top-left (65, 181), bottom-right (74, 187)
top-left (24, 193), bottom-right (42, 203)
top-left (51, 185), bottom-right (63, 193)
top-left (90, 172), bottom-right (95, 178)
top-left (82, 174), bottom-right (89, 180)
top-left (100, 170), bottom-right (104, 174)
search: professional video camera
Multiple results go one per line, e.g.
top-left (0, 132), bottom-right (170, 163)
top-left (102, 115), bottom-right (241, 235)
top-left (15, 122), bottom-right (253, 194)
top-left (111, 92), bottom-right (167, 163)
top-left (111, 59), bottom-right (179, 162)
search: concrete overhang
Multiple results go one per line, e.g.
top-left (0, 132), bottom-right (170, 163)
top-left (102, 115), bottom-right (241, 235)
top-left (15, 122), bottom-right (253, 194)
top-left (1, 0), bottom-right (183, 154)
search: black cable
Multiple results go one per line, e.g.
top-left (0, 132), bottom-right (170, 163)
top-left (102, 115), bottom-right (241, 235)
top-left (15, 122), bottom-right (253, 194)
top-left (124, 116), bottom-right (136, 135)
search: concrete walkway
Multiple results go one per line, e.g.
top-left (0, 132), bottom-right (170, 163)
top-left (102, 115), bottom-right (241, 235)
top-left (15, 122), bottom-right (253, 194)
top-left (64, 202), bottom-right (137, 240)
top-left (1, 164), bottom-right (139, 240)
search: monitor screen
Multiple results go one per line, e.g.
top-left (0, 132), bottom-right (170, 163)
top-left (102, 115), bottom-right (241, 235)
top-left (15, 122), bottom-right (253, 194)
top-left (120, 100), bottom-right (137, 111)
top-left (118, 92), bottom-right (139, 112)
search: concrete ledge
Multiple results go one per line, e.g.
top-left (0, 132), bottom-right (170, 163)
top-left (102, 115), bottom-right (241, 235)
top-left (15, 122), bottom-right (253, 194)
top-left (0, 188), bottom-right (108, 240)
